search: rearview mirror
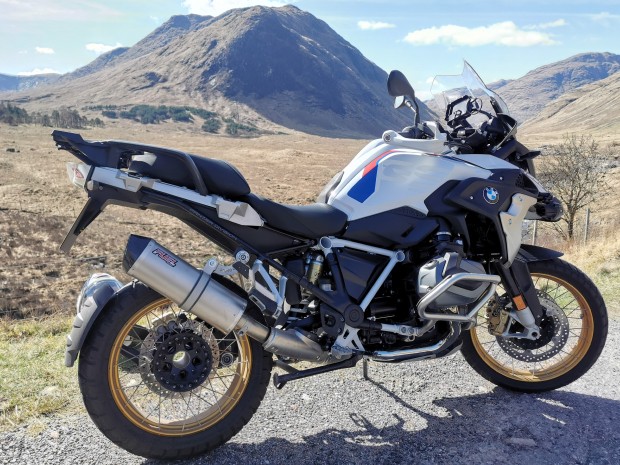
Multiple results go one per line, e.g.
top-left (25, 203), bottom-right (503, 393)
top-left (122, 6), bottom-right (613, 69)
top-left (387, 70), bottom-right (415, 99)
top-left (394, 96), bottom-right (406, 109)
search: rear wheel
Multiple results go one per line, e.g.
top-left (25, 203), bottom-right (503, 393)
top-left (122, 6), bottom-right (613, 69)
top-left (461, 258), bottom-right (607, 392)
top-left (78, 283), bottom-right (272, 459)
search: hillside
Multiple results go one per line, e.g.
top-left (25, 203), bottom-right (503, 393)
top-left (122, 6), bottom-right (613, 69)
top-left (492, 52), bottom-right (620, 123)
top-left (1, 6), bottom-right (427, 138)
top-left (522, 71), bottom-right (620, 142)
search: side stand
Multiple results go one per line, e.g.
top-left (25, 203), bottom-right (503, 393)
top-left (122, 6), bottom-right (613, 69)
top-left (363, 358), bottom-right (370, 380)
top-left (273, 356), bottom-right (361, 389)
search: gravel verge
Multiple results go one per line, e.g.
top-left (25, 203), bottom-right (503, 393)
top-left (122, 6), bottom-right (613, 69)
top-left (2, 319), bottom-right (619, 465)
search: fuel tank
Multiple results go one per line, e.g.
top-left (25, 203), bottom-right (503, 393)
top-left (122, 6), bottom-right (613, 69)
top-left (326, 130), bottom-right (519, 221)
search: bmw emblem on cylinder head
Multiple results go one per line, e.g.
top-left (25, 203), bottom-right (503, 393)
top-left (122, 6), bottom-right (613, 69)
top-left (483, 187), bottom-right (499, 204)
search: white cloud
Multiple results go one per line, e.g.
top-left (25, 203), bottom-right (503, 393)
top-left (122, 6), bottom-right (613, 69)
top-left (17, 67), bottom-right (60, 76)
top-left (35, 46), bottom-right (54, 54)
top-left (183, 0), bottom-right (287, 16)
top-left (17, 50), bottom-right (28, 54)
top-left (403, 21), bottom-right (559, 47)
top-left (526, 19), bottom-right (567, 30)
top-left (85, 42), bottom-right (123, 54)
top-left (588, 12), bottom-right (620, 26)
top-left (358, 20), bottom-right (396, 31)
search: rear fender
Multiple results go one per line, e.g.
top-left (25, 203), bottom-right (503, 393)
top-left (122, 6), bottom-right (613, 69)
top-left (65, 274), bottom-right (127, 367)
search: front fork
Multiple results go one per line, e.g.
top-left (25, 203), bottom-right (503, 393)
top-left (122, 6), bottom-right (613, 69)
top-left (493, 260), bottom-right (542, 340)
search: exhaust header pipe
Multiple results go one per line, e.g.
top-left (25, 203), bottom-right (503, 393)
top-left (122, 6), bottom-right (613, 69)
top-left (123, 235), bottom-right (331, 362)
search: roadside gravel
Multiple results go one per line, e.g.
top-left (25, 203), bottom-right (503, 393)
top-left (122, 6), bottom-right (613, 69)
top-left (2, 319), bottom-right (619, 465)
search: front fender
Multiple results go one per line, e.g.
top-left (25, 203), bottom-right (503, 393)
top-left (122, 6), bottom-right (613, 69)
top-left (508, 244), bottom-right (563, 324)
top-left (65, 274), bottom-right (125, 367)
top-left (517, 244), bottom-right (564, 263)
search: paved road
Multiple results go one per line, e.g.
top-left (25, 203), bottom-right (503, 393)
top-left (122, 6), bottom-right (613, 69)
top-left (2, 320), bottom-right (619, 465)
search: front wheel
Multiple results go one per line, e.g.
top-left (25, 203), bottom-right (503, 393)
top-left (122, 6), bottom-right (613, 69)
top-left (78, 282), bottom-right (273, 460)
top-left (461, 258), bottom-right (607, 392)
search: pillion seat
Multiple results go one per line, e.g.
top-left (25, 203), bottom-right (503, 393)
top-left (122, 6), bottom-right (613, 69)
top-left (129, 153), bottom-right (348, 238)
top-left (129, 153), bottom-right (251, 199)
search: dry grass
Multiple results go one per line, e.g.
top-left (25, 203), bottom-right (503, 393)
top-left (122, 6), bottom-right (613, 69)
top-left (563, 229), bottom-right (620, 313)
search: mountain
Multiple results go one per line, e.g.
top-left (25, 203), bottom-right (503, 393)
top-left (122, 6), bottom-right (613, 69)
top-left (0, 73), bottom-right (60, 92)
top-left (522, 71), bottom-right (620, 139)
top-left (2, 6), bottom-right (426, 138)
top-left (491, 52), bottom-right (620, 123)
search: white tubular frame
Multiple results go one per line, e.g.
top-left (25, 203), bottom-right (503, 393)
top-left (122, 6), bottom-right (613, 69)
top-left (319, 237), bottom-right (405, 310)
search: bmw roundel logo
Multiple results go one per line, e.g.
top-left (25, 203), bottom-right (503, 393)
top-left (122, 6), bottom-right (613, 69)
top-left (483, 187), bottom-right (499, 204)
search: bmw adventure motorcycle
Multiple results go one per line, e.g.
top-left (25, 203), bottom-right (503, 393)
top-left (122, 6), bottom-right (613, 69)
top-left (55, 62), bottom-right (607, 459)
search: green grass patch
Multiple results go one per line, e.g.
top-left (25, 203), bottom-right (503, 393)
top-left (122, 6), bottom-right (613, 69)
top-left (223, 118), bottom-right (259, 136)
top-left (0, 316), bottom-right (79, 431)
top-left (202, 118), bottom-right (222, 133)
top-left (91, 104), bottom-right (266, 136)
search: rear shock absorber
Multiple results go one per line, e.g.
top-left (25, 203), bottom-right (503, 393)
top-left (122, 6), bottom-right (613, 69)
top-left (305, 253), bottom-right (324, 285)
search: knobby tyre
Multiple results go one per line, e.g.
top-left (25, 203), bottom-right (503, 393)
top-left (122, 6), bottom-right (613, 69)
top-left (78, 282), bottom-right (273, 459)
top-left (461, 258), bottom-right (607, 393)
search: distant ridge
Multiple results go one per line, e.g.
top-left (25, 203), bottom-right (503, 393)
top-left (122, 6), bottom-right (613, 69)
top-left (523, 71), bottom-right (620, 138)
top-left (491, 52), bottom-right (620, 123)
top-left (0, 73), bottom-right (60, 92)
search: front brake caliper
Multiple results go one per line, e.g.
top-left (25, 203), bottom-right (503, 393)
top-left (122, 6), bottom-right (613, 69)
top-left (486, 296), bottom-right (512, 336)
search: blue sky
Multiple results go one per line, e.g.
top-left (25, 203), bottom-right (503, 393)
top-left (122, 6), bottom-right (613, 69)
top-left (1, 0), bottom-right (619, 98)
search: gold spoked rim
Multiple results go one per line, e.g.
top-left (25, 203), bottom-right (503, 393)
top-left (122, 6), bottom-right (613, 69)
top-left (471, 273), bottom-right (594, 383)
top-left (108, 298), bottom-right (252, 436)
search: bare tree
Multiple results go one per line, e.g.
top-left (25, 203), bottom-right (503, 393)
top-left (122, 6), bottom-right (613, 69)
top-left (538, 134), bottom-right (608, 240)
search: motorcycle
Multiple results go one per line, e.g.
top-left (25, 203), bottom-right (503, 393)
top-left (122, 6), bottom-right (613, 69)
top-left (54, 62), bottom-right (607, 459)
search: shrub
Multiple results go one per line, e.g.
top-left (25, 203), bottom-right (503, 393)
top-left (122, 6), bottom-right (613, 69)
top-left (202, 118), bottom-right (222, 133)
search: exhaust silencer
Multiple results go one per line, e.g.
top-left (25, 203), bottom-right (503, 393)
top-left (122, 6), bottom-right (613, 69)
top-left (123, 235), bottom-right (330, 362)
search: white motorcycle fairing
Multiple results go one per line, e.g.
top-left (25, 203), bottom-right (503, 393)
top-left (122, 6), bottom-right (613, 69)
top-left (326, 129), bottom-right (523, 221)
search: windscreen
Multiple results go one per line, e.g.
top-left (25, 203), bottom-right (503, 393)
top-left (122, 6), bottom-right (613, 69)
top-left (430, 61), bottom-right (510, 122)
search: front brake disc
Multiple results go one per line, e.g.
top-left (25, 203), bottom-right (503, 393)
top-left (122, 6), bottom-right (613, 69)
top-left (496, 291), bottom-right (570, 362)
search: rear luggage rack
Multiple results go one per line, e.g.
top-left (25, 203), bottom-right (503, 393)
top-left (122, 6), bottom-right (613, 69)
top-left (52, 130), bottom-right (209, 195)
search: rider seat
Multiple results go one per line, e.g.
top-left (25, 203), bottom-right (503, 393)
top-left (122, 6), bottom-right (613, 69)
top-left (242, 194), bottom-right (348, 238)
